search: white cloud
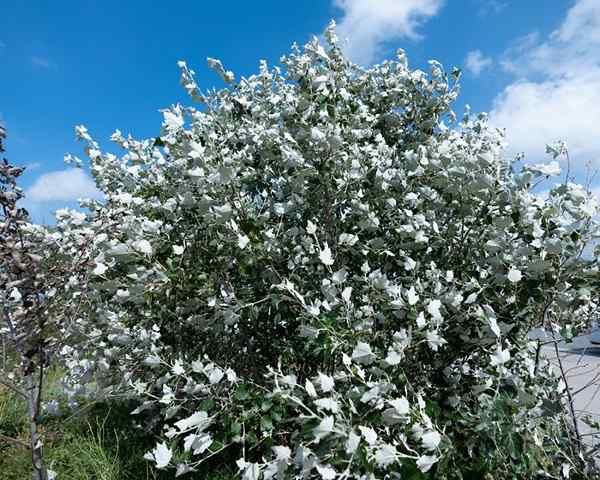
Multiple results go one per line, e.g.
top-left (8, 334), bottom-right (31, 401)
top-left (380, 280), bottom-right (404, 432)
top-left (464, 50), bottom-right (492, 76)
top-left (333, 0), bottom-right (444, 65)
top-left (31, 56), bottom-right (52, 69)
top-left (490, 0), bottom-right (600, 175)
top-left (26, 168), bottom-right (102, 202)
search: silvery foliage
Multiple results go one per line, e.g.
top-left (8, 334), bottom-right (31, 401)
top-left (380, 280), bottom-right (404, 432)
top-left (53, 22), bottom-right (600, 477)
top-left (0, 126), bottom-right (93, 480)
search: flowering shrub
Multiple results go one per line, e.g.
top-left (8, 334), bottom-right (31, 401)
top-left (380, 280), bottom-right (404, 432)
top-left (45, 23), bottom-right (600, 478)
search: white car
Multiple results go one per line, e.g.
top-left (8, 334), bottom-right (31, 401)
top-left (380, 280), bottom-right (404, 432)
top-left (592, 328), bottom-right (600, 345)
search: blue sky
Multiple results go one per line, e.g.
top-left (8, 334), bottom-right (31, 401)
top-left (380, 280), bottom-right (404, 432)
top-left (1, 0), bottom-right (598, 222)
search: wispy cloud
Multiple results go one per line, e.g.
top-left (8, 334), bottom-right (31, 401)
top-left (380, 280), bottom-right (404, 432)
top-left (26, 162), bottom-right (42, 172)
top-left (477, 0), bottom-right (507, 17)
top-left (464, 50), bottom-right (492, 76)
top-left (332, 0), bottom-right (444, 65)
top-left (490, 0), bottom-right (600, 174)
top-left (31, 55), bottom-right (53, 69)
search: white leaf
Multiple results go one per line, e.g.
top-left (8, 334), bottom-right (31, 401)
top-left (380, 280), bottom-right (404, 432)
top-left (375, 444), bottom-right (397, 468)
top-left (163, 111), bottom-right (184, 130)
top-left (318, 372), bottom-right (335, 393)
top-left (208, 367), bottom-right (225, 384)
top-left (358, 426), bottom-right (377, 445)
top-left (307, 220), bottom-right (317, 234)
top-left (406, 286), bottom-right (419, 306)
top-left (316, 464), bottom-right (337, 480)
top-left (272, 445), bottom-right (291, 462)
top-left (351, 342), bottom-right (375, 365)
top-left (175, 411), bottom-right (210, 432)
top-left (183, 432), bottom-right (212, 454)
top-left (332, 269), bottom-right (347, 284)
top-left (313, 416), bottom-right (334, 443)
top-left (507, 268), bottom-right (522, 283)
top-left (171, 360), bottom-right (185, 376)
top-left (426, 299), bottom-right (443, 320)
top-left (9, 288), bottom-right (22, 302)
top-left (93, 262), bottom-right (108, 276)
top-left (238, 234), bottom-right (250, 250)
top-left (426, 331), bottom-right (447, 351)
top-left (490, 346), bottom-right (511, 366)
top-left (382, 397), bottom-right (410, 424)
top-left (341, 287), bottom-right (353, 303)
top-left (173, 245), bottom-right (185, 255)
top-left (338, 233), bottom-right (358, 246)
top-left (464, 292), bottom-right (478, 304)
top-left (319, 243), bottom-right (335, 266)
top-left (404, 257), bottom-right (416, 270)
top-left (132, 239), bottom-right (153, 255)
top-left (488, 317), bottom-right (501, 338)
top-left (305, 379), bottom-right (318, 398)
top-left (175, 464), bottom-right (195, 477)
top-left (421, 430), bottom-right (441, 450)
top-left (314, 398), bottom-right (340, 413)
top-left (146, 442), bottom-right (172, 469)
top-left (346, 431), bottom-right (360, 454)
top-left (416, 455), bottom-right (438, 473)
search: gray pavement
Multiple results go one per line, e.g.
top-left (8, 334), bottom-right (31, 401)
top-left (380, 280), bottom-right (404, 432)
top-left (541, 334), bottom-right (600, 456)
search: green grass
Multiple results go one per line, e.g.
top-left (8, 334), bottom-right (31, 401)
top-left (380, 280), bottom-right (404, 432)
top-left (0, 369), bottom-right (155, 480)
top-left (0, 368), bottom-right (241, 479)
